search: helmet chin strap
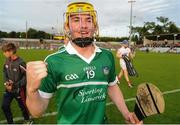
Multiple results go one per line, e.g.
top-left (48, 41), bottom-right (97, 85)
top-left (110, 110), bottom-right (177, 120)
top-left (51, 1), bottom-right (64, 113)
top-left (72, 37), bottom-right (94, 48)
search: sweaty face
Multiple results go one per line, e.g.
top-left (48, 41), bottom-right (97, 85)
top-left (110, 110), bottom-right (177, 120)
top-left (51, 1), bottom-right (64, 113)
top-left (68, 13), bottom-right (96, 39)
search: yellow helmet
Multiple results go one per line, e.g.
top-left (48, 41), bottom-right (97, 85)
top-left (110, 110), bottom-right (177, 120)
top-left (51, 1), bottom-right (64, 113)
top-left (67, 2), bottom-right (95, 13)
top-left (64, 2), bottom-right (98, 29)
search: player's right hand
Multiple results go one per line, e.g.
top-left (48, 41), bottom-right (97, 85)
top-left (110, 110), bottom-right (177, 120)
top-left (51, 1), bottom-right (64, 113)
top-left (27, 61), bottom-right (48, 93)
top-left (132, 112), bottom-right (143, 124)
top-left (124, 112), bottom-right (143, 124)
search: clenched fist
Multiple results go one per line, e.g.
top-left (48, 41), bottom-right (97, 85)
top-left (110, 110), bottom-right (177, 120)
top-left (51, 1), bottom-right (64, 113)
top-left (26, 61), bottom-right (48, 93)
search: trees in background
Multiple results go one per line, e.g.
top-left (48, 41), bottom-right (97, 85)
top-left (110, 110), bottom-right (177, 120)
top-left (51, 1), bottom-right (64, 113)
top-left (132, 16), bottom-right (180, 44)
top-left (0, 28), bottom-right (51, 39)
top-left (1, 16), bottom-right (179, 43)
top-left (0, 28), bottom-right (128, 42)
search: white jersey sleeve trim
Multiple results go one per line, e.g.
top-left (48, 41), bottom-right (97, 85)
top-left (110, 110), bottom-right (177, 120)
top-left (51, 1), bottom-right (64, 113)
top-left (38, 90), bottom-right (53, 99)
top-left (108, 76), bottom-right (119, 86)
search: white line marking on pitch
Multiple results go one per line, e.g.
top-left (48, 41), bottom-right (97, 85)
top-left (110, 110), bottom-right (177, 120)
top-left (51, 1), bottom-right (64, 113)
top-left (0, 88), bottom-right (180, 123)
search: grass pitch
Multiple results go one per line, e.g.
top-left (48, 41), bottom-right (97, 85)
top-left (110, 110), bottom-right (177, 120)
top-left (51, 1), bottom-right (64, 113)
top-left (0, 49), bottom-right (180, 124)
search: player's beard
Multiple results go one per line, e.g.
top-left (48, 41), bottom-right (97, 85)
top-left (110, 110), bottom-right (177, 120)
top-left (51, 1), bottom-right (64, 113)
top-left (71, 29), bottom-right (95, 48)
top-left (72, 37), bottom-right (93, 47)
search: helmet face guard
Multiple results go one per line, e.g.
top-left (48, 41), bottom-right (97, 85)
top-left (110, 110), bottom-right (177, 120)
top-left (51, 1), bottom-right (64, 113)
top-left (64, 2), bottom-right (99, 47)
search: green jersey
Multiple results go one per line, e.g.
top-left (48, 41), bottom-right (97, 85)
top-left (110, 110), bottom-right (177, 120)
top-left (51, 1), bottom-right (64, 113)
top-left (39, 42), bottom-right (118, 124)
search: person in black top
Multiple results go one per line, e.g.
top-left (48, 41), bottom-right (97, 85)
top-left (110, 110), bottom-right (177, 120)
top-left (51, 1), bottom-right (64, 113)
top-left (1, 43), bottom-right (31, 124)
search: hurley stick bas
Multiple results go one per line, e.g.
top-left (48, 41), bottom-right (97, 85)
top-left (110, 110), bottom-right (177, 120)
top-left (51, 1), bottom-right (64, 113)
top-left (134, 83), bottom-right (165, 122)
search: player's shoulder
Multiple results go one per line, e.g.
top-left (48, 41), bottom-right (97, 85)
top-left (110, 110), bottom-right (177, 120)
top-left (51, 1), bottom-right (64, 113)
top-left (118, 47), bottom-right (124, 51)
top-left (44, 49), bottom-right (67, 62)
top-left (126, 47), bottom-right (131, 51)
top-left (18, 56), bottom-right (24, 61)
top-left (99, 47), bottom-right (111, 53)
top-left (15, 57), bottom-right (25, 64)
top-left (99, 47), bottom-right (114, 57)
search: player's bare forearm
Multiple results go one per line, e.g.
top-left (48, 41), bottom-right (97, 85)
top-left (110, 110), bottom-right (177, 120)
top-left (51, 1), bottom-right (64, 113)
top-left (108, 84), bottom-right (129, 118)
top-left (116, 52), bottom-right (122, 58)
top-left (26, 61), bottom-right (49, 118)
top-left (26, 90), bottom-right (49, 118)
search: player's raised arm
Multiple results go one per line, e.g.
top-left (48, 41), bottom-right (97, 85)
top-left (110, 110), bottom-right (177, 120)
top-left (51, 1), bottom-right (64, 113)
top-left (26, 61), bottom-right (49, 118)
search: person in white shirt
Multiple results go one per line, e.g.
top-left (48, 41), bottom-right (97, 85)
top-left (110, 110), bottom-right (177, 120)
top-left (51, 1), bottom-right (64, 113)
top-left (116, 40), bottom-right (133, 88)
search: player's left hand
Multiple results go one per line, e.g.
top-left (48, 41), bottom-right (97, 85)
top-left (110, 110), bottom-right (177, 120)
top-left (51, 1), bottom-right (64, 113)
top-left (124, 112), bottom-right (143, 124)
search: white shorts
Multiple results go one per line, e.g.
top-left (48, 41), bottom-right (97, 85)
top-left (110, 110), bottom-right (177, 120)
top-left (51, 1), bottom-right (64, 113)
top-left (120, 59), bottom-right (127, 70)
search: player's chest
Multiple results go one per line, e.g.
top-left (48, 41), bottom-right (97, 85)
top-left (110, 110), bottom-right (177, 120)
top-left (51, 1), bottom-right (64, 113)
top-left (54, 57), bottom-right (112, 82)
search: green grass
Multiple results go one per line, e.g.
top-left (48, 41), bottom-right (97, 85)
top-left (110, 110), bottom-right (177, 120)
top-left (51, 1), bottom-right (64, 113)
top-left (0, 50), bottom-right (180, 124)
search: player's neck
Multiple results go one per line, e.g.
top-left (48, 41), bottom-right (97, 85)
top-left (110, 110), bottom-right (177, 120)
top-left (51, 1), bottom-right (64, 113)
top-left (72, 43), bottom-right (95, 59)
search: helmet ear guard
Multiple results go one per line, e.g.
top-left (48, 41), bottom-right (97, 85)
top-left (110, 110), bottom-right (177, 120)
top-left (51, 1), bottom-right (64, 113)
top-left (63, 22), bottom-right (71, 40)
